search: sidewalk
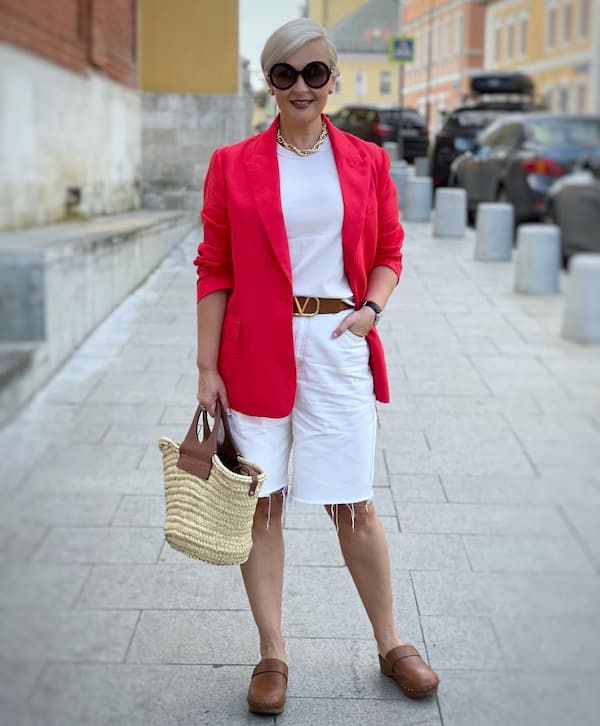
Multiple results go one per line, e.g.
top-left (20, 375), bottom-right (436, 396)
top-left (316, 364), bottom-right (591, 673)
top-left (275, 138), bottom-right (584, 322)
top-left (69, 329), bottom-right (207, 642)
top-left (1, 221), bottom-right (599, 726)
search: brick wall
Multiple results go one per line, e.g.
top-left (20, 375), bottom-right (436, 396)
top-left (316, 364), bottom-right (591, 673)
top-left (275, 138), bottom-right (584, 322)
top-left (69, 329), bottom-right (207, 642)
top-left (0, 0), bottom-right (137, 87)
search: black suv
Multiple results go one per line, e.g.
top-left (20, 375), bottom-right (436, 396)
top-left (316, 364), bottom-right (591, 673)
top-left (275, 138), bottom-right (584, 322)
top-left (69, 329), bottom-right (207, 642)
top-left (328, 104), bottom-right (429, 163)
top-left (430, 72), bottom-right (544, 187)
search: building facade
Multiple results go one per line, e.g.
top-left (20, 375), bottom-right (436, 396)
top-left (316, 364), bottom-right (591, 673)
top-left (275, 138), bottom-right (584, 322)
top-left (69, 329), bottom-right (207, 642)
top-left (401, 0), bottom-right (487, 132)
top-left (483, 0), bottom-right (600, 114)
top-left (0, 0), bottom-right (140, 228)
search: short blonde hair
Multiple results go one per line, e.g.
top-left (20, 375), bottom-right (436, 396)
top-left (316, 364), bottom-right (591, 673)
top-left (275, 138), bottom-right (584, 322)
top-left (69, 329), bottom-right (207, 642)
top-left (260, 18), bottom-right (338, 74)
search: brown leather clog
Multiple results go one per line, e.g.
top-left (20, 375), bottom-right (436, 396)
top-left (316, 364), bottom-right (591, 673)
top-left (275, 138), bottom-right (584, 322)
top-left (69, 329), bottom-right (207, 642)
top-left (379, 645), bottom-right (439, 699)
top-left (247, 658), bottom-right (288, 715)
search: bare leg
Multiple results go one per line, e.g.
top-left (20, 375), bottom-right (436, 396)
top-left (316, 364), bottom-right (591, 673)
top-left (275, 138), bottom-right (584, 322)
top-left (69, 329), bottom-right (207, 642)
top-left (241, 491), bottom-right (287, 662)
top-left (326, 502), bottom-right (403, 656)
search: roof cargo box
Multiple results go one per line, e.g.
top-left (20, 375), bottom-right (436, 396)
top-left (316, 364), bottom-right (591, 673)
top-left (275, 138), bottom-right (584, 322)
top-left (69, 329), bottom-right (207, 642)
top-left (470, 72), bottom-right (534, 96)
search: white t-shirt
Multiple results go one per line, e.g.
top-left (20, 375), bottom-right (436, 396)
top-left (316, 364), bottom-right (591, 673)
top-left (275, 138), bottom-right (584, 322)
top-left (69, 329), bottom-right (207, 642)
top-left (277, 137), bottom-right (353, 299)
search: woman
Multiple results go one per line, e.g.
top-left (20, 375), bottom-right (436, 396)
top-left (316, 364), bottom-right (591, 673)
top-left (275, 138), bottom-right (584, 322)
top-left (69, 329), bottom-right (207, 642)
top-left (194, 18), bottom-right (439, 716)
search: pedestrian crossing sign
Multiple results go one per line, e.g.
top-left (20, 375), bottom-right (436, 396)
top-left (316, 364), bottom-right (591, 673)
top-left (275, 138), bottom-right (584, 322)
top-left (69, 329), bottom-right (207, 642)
top-left (389, 36), bottom-right (415, 63)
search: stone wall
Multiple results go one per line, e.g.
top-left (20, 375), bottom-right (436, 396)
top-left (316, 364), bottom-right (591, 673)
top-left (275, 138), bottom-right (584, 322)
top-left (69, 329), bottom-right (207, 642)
top-left (141, 92), bottom-right (253, 211)
top-left (0, 43), bottom-right (141, 230)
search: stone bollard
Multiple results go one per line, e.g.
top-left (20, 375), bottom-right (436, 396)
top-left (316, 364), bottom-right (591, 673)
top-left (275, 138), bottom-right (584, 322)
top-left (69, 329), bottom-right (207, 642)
top-left (514, 224), bottom-right (561, 294)
top-left (433, 188), bottom-right (466, 238)
top-left (404, 177), bottom-right (432, 222)
top-left (562, 253), bottom-right (600, 342)
top-left (474, 203), bottom-right (514, 261)
top-left (383, 141), bottom-right (399, 162)
top-left (414, 156), bottom-right (430, 177)
top-left (390, 162), bottom-right (410, 208)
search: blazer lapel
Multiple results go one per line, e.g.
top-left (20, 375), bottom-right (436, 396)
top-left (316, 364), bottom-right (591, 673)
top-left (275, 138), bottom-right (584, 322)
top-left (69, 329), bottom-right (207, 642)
top-left (245, 119), bottom-right (292, 285)
top-left (325, 117), bottom-right (369, 293)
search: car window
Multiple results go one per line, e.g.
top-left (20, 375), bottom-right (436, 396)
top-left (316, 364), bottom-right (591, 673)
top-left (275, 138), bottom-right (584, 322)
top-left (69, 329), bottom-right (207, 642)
top-left (349, 109), bottom-right (377, 124)
top-left (528, 118), bottom-right (600, 146)
top-left (453, 110), bottom-right (501, 129)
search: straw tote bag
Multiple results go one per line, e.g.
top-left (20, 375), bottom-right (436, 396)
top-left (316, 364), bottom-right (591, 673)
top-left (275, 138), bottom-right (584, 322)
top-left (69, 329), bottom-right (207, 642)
top-left (158, 400), bottom-right (266, 565)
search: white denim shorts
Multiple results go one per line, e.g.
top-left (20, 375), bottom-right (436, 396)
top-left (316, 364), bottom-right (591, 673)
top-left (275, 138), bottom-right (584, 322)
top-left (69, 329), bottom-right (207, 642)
top-left (228, 309), bottom-right (377, 505)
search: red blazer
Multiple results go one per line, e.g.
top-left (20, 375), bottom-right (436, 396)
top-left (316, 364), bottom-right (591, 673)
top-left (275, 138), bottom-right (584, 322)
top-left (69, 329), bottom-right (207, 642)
top-left (195, 114), bottom-right (404, 417)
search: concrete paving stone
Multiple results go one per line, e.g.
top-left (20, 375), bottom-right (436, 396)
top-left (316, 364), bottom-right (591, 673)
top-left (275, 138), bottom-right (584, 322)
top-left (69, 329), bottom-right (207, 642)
top-left (560, 504), bottom-right (600, 567)
top-left (437, 669), bottom-right (600, 726)
top-left (462, 534), bottom-right (594, 573)
top-left (22, 468), bottom-right (162, 495)
top-left (73, 402), bottom-right (166, 424)
top-left (75, 563), bottom-right (250, 610)
top-left (120, 343), bottom-right (195, 360)
top-left (372, 447), bottom-right (388, 484)
top-left (386, 441), bottom-right (534, 477)
top-left (387, 533), bottom-right (470, 571)
top-left (386, 377), bottom-right (492, 396)
top-left (493, 615), bottom-right (600, 672)
top-left (280, 529), bottom-right (345, 566)
top-left (137, 445), bottom-right (164, 470)
top-left (532, 393), bottom-right (600, 418)
top-left (1, 490), bottom-right (122, 527)
top-left (0, 608), bottom-right (139, 662)
top-left (285, 637), bottom-right (435, 702)
top-left (176, 373), bottom-right (199, 396)
top-left (32, 526), bottom-right (164, 564)
top-left (160, 405), bottom-right (198, 425)
top-left (34, 378), bottom-right (100, 405)
top-left (279, 698), bottom-right (442, 726)
top-left (282, 567), bottom-right (421, 644)
top-left (113, 496), bottom-right (165, 526)
top-left (396, 502), bottom-right (566, 537)
top-left (35, 442), bottom-right (147, 473)
top-left (374, 428), bottom-right (430, 454)
top-left (16, 400), bottom-right (77, 424)
top-left (0, 563), bottom-right (90, 608)
top-left (104, 422), bottom-right (183, 446)
top-left (420, 616), bottom-right (505, 670)
top-left (441, 474), bottom-right (600, 505)
top-left (60, 420), bottom-right (110, 444)
top-left (0, 661), bottom-right (44, 726)
top-left (0, 422), bottom-right (58, 488)
top-left (389, 474), bottom-right (447, 502)
top-left (412, 570), bottom-right (600, 617)
top-left (128, 332), bottom-right (197, 347)
top-left (0, 524), bottom-right (49, 561)
top-left (542, 358), bottom-right (600, 386)
top-left (414, 394), bottom-right (541, 414)
top-left (402, 357), bottom-right (480, 380)
top-left (127, 610), bottom-right (258, 664)
top-left (24, 664), bottom-right (269, 726)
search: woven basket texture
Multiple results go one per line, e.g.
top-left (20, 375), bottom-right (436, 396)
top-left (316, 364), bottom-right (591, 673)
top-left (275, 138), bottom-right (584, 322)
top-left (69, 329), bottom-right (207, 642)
top-left (159, 437), bottom-right (266, 565)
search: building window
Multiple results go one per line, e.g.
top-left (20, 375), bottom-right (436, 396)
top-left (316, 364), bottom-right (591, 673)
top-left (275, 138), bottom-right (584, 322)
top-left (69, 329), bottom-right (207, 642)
top-left (519, 13), bottom-right (528, 57)
top-left (494, 25), bottom-right (502, 63)
top-left (563, 1), bottom-right (573, 43)
top-left (546, 2), bottom-right (557, 48)
top-left (444, 17), bottom-right (451, 59)
top-left (579, 0), bottom-right (590, 38)
top-left (558, 85), bottom-right (569, 112)
top-left (506, 19), bottom-right (515, 60)
top-left (455, 13), bottom-right (463, 56)
top-left (379, 70), bottom-right (391, 95)
top-left (355, 70), bottom-right (366, 98)
top-left (576, 82), bottom-right (587, 112)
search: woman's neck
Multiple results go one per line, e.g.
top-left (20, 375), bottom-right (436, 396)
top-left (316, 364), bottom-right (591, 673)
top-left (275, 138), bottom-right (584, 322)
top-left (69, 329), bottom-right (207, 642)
top-left (278, 117), bottom-right (324, 150)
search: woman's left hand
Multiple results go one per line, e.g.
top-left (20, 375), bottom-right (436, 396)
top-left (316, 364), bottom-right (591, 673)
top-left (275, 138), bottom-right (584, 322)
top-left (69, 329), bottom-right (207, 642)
top-left (331, 306), bottom-right (376, 339)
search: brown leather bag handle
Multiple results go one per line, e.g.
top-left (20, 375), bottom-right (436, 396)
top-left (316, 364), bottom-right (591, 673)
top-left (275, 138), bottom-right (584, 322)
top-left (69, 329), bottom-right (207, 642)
top-left (177, 399), bottom-right (259, 496)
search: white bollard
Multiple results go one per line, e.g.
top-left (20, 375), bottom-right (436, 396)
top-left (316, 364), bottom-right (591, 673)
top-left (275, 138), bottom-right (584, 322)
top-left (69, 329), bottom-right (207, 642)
top-left (383, 141), bottom-right (399, 162)
top-left (404, 177), bottom-right (432, 222)
top-left (433, 188), bottom-right (466, 238)
top-left (414, 156), bottom-right (430, 177)
top-left (514, 224), bottom-right (561, 294)
top-left (562, 253), bottom-right (600, 342)
top-left (474, 203), bottom-right (514, 261)
top-left (390, 162), bottom-right (410, 208)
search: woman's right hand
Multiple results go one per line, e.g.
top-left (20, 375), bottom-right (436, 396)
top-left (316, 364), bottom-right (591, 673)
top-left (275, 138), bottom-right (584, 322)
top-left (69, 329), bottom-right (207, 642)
top-left (197, 368), bottom-right (230, 417)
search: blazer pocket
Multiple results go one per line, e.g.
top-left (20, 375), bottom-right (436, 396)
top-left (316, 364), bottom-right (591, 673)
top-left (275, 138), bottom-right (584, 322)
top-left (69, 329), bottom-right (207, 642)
top-left (221, 316), bottom-right (241, 342)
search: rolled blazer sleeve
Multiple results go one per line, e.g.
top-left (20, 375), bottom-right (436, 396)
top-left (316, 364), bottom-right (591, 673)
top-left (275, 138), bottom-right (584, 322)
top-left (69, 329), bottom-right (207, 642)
top-left (373, 147), bottom-right (404, 280)
top-left (194, 149), bottom-right (234, 301)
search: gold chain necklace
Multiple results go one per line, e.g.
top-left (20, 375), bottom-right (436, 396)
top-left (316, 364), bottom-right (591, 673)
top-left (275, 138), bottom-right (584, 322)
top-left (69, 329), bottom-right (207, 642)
top-left (276, 122), bottom-right (328, 157)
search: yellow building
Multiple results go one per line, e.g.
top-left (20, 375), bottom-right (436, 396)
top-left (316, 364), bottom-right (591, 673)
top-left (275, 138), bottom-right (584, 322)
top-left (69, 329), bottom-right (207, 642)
top-left (484, 0), bottom-right (600, 113)
top-left (307, 0), bottom-right (404, 114)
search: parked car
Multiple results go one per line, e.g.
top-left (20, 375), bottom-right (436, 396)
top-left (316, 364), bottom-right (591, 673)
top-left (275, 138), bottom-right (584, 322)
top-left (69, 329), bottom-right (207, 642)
top-left (328, 104), bottom-right (429, 162)
top-left (449, 113), bottom-right (600, 223)
top-left (430, 71), bottom-right (542, 187)
top-left (544, 152), bottom-right (600, 261)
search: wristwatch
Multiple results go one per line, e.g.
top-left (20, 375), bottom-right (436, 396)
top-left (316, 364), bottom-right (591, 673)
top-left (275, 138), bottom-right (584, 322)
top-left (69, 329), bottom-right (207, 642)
top-left (362, 300), bottom-right (383, 325)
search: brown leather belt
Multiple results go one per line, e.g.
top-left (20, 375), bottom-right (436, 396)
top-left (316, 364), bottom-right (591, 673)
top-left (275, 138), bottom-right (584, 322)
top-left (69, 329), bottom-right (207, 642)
top-left (292, 296), bottom-right (353, 317)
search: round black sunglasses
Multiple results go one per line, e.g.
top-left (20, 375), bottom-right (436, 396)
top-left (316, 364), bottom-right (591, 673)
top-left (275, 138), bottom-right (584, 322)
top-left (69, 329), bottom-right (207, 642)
top-left (269, 61), bottom-right (332, 90)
